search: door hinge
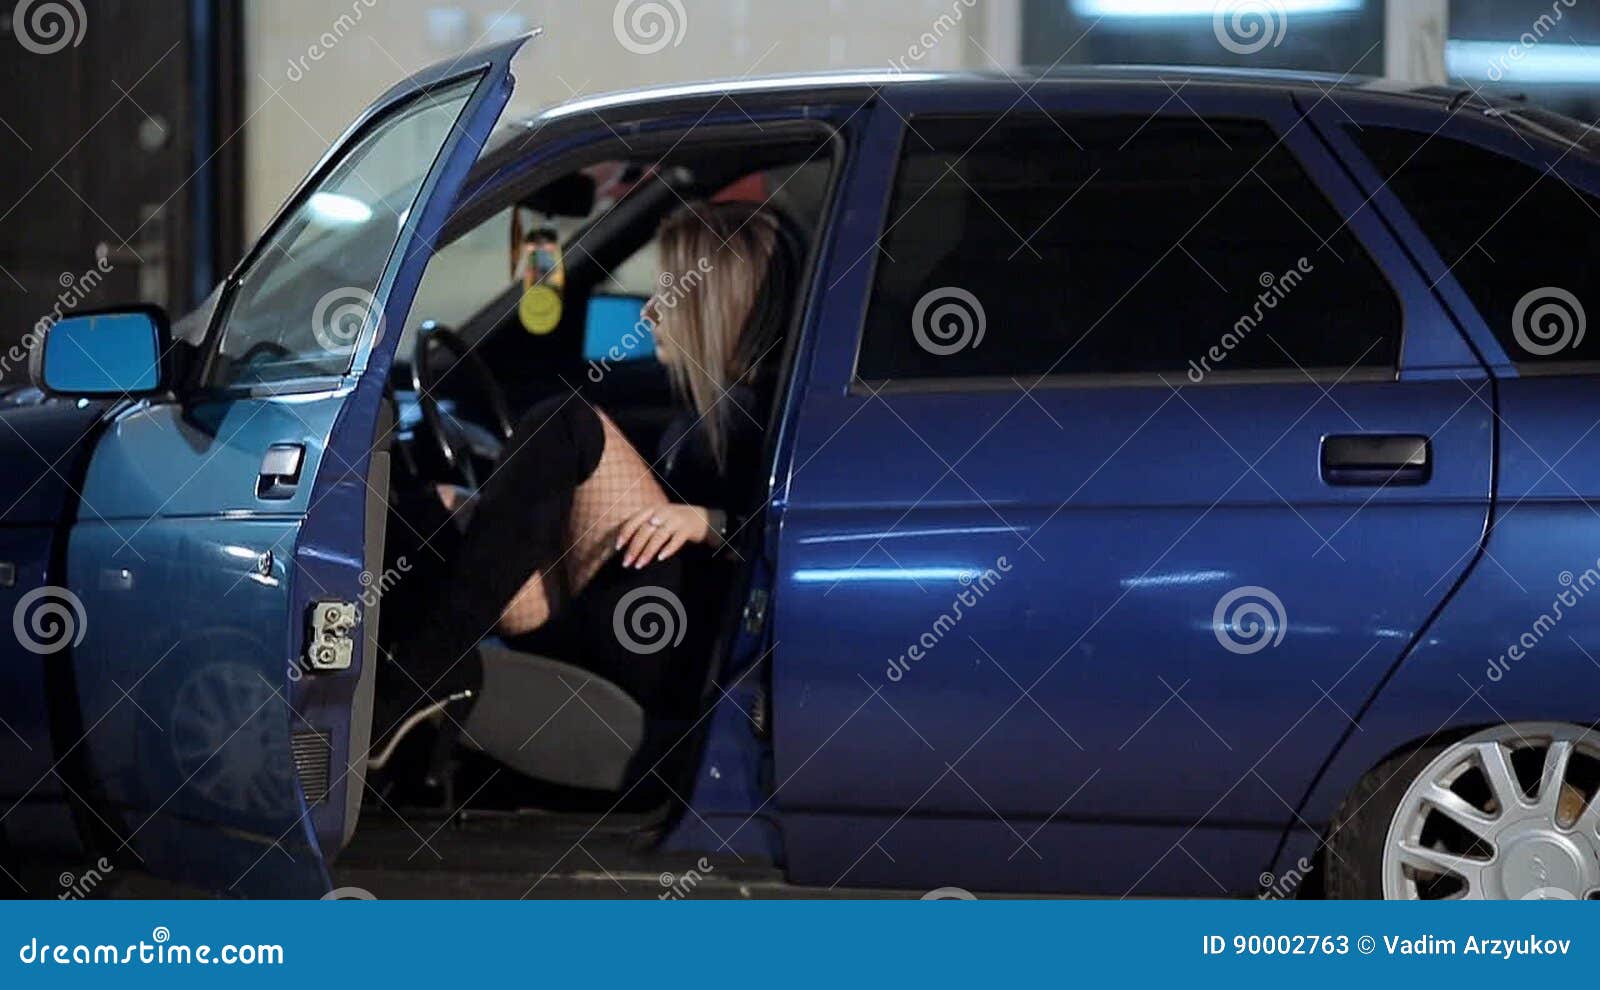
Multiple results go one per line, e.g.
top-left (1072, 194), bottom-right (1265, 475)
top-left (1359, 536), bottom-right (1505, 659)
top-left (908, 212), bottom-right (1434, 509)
top-left (306, 601), bottom-right (359, 672)
top-left (742, 587), bottom-right (769, 636)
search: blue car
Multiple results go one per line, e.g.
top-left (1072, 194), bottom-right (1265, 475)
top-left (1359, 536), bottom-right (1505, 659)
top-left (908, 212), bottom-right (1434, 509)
top-left (6, 34), bottom-right (1600, 900)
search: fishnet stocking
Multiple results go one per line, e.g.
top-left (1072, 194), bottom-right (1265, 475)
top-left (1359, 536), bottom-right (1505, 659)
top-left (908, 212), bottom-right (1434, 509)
top-left (497, 411), bottom-right (667, 635)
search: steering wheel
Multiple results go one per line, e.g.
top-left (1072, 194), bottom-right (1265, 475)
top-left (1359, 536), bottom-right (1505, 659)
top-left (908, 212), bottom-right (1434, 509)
top-left (236, 340), bottom-right (294, 366)
top-left (411, 321), bottom-right (515, 488)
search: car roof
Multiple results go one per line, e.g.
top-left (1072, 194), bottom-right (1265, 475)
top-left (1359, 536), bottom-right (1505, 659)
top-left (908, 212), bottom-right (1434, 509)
top-left (470, 64), bottom-right (1593, 209)
top-left (511, 65), bottom-right (1513, 128)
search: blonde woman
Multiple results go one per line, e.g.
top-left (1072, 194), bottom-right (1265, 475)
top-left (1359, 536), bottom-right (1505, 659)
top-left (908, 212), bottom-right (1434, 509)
top-left (397, 200), bottom-right (797, 723)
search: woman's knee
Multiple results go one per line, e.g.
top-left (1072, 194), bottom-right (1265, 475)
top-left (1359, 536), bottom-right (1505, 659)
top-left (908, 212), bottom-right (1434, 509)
top-left (501, 396), bottom-right (606, 483)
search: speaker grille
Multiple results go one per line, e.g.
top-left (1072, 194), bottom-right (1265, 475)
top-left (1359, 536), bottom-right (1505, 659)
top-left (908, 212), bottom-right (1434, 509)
top-left (291, 729), bottom-right (333, 805)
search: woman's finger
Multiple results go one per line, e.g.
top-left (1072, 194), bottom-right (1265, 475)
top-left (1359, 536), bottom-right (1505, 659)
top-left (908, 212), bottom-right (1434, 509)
top-left (623, 517), bottom-right (663, 567)
top-left (656, 531), bottom-right (689, 563)
top-left (615, 506), bottom-right (659, 551)
top-left (634, 524), bottom-right (676, 568)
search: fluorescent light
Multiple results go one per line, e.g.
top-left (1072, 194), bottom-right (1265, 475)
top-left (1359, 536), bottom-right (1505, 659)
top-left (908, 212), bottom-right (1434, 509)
top-left (1071, 0), bottom-right (1360, 16)
top-left (307, 192), bottom-right (373, 225)
top-left (1447, 39), bottom-right (1600, 84)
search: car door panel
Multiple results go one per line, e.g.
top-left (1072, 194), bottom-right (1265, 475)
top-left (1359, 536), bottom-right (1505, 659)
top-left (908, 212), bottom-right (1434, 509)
top-left (48, 37), bottom-right (526, 896)
top-left (774, 86), bottom-right (1492, 895)
top-left (1274, 89), bottom-right (1600, 876)
top-left (72, 394), bottom-right (343, 520)
top-left (67, 514), bottom-right (323, 895)
top-left (0, 399), bottom-right (109, 868)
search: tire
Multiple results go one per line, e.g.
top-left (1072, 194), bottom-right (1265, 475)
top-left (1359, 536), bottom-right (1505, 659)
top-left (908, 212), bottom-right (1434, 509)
top-left (1326, 724), bottom-right (1600, 899)
top-left (1323, 741), bottom-right (1450, 899)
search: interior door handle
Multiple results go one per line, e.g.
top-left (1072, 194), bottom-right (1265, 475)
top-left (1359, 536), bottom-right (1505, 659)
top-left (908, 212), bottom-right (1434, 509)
top-left (1321, 434), bottom-right (1430, 486)
top-left (258, 443), bottom-right (305, 499)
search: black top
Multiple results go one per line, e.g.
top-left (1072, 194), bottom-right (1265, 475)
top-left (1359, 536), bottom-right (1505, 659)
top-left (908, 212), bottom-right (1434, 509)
top-left (655, 381), bottom-right (771, 530)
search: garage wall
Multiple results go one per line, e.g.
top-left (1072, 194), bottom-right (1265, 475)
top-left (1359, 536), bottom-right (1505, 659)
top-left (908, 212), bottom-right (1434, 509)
top-left (243, 0), bottom-right (1020, 240)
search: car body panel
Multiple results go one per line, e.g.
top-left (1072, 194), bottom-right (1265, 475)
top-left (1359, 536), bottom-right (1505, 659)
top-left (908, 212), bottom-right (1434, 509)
top-left (0, 399), bottom-right (109, 868)
top-left (5, 36), bottom-right (528, 896)
top-left (1270, 87), bottom-right (1600, 884)
top-left (771, 83), bottom-right (1493, 895)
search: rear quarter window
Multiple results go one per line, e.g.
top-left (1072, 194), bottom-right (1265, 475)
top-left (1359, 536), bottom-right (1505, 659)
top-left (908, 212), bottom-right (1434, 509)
top-left (1349, 126), bottom-right (1600, 369)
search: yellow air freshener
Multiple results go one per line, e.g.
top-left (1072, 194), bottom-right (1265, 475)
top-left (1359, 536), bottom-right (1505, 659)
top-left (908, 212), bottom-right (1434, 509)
top-left (519, 284), bottom-right (563, 335)
top-left (515, 221), bottom-right (566, 335)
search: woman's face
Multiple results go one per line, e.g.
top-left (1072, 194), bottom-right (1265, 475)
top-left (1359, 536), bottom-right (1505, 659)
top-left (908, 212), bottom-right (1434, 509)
top-left (649, 245), bottom-right (679, 366)
top-left (644, 291), bottom-right (675, 366)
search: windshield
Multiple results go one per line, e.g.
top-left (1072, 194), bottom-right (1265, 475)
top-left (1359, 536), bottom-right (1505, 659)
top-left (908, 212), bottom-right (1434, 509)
top-left (205, 77), bottom-right (479, 388)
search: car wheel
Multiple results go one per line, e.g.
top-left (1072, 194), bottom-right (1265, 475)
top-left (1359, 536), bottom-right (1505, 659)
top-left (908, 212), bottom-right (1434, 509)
top-left (1326, 723), bottom-right (1600, 900)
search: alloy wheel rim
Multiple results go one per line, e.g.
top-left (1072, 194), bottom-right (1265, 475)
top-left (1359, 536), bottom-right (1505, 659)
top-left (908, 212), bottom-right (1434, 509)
top-left (1382, 723), bottom-right (1600, 900)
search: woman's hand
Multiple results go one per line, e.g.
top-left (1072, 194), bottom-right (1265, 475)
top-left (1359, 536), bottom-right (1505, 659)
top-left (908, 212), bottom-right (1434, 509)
top-left (615, 503), bottom-right (717, 568)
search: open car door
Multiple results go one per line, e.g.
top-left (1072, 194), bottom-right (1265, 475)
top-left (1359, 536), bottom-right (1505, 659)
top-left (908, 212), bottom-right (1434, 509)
top-left (37, 37), bottom-right (527, 897)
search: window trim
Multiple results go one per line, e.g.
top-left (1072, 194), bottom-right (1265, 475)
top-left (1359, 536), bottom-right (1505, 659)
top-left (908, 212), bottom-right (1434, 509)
top-left (1340, 121), bottom-right (1600, 379)
top-left (851, 366), bottom-right (1395, 397)
top-left (848, 111), bottom-right (1405, 392)
top-left (193, 69), bottom-right (488, 398)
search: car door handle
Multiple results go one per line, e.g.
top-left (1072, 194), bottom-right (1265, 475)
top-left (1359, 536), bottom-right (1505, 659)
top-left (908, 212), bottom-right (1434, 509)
top-left (1321, 434), bottom-right (1430, 486)
top-left (258, 443), bottom-right (305, 499)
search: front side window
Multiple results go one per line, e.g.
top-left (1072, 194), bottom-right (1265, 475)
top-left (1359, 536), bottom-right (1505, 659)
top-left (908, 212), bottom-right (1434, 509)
top-left (855, 115), bottom-right (1401, 384)
top-left (206, 78), bottom-right (479, 388)
top-left (1350, 126), bottom-right (1600, 368)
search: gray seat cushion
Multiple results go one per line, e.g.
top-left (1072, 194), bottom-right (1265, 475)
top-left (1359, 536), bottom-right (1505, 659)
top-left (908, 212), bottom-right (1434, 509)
top-left (463, 640), bottom-right (644, 791)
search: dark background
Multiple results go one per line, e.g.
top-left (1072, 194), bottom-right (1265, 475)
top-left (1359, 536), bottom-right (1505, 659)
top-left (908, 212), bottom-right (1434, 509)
top-left (1, 0), bottom-right (1596, 359)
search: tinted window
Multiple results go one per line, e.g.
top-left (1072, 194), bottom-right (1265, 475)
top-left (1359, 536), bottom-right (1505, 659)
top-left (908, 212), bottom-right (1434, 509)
top-left (1351, 126), bottom-right (1600, 366)
top-left (856, 116), bottom-right (1401, 383)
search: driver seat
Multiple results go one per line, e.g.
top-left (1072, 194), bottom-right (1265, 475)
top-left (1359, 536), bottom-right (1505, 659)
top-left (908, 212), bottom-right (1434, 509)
top-left (461, 640), bottom-right (644, 791)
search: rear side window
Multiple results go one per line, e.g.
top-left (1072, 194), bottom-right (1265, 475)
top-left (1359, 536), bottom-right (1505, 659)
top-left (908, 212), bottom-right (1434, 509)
top-left (1350, 126), bottom-right (1600, 368)
top-left (855, 115), bottom-right (1401, 384)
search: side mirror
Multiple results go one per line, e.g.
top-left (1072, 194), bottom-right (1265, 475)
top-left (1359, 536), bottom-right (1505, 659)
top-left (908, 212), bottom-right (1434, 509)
top-left (33, 307), bottom-right (170, 397)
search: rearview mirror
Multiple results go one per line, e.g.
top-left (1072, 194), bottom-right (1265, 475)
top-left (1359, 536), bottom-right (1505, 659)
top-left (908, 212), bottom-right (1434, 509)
top-left (521, 172), bottom-right (596, 218)
top-left (34, 308), bottom-right (169, 397)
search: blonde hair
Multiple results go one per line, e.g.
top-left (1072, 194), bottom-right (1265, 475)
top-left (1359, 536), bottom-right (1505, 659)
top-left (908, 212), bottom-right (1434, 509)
top-left (654, 201), bottom-right (790, 471)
